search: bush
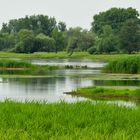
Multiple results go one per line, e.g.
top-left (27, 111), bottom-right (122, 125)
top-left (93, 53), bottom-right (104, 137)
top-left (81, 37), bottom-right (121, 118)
top-left (87, 47), bottom-right (97, 54)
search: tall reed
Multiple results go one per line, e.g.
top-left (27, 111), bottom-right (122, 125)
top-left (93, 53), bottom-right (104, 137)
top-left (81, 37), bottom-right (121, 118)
top-left (104, 56), bottom-right (140, 74)
top-left (0, 59), bottom-right (32, 68)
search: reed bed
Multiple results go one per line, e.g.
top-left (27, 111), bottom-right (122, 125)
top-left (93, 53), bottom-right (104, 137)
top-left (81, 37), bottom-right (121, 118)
top-left (104, 56), bottom-right (140, 74)
top-left (0, 59), bottom-right (32, 68)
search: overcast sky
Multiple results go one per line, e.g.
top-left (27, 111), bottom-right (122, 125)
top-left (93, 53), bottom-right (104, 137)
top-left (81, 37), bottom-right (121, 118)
top-left (0, 0), bottom-right (140, 29)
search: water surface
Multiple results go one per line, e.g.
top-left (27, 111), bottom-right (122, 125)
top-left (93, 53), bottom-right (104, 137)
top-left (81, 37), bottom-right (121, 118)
top-left (0, 59), bottom-right (139, 106)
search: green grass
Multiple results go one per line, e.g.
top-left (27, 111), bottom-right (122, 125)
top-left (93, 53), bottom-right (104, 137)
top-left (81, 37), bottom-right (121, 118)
top-left (0, 101), bottom-right (140, 140)
top-left (71, 86), bottom-right (140, 100)
top-left (0, 59), bottom-right (59, 75)
top-left (0, 59), bottom-right (32, 68)
top-left (104, 56), bottom-right (140, 74)
top-left (0, 52), bottom-right (140, 62)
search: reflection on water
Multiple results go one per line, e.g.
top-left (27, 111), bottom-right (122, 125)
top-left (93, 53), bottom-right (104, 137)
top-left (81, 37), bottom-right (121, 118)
top-left (92, 100), bottom-right (137, 108)
top-left (108, 100), bottom-right (136, 107)
top-left (30, 58), bottom-right (106, 68)
top-left (0, 69), bottom-right (140, 103)
top-left (0, 75), bottom-right (93, 102)
top-left (0, 59), bottom-right (139, 107)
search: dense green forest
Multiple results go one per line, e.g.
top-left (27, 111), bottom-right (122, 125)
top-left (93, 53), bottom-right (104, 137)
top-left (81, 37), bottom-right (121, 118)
top-left (0, 7), bottom-right (140, 54)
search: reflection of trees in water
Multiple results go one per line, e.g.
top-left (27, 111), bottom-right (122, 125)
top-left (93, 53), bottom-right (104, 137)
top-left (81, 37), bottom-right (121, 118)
top-left (93, 80), bottom-right (140, 86)
top-left (0, 70), bottom-right (30, 75)
top-left (5, 77), bottom-right (65, 85)
top-left (73, 78), bottom-right (83, 88)
top-left (3, 77), bottom-right (67, 91)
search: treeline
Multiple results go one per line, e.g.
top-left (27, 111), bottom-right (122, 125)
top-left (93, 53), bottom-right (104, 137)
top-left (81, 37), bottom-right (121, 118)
top-left (0, 7), bottom-right (140, 54)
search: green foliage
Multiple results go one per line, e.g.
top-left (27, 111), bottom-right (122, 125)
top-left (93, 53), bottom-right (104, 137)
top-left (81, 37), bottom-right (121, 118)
top-left (96, 25), bottom-right (120, 53)
top-left (0, 59), bottom-right (59, 75)
top-left (76, 86), bottom-right (140, 97)
top-left (0, 9), bottom-right (140, 55)
top-left (66, 27), bottom-right (95, 55)
top-left (15, 29), bottom-right (35, 53)
top-left (91, 8), bottom-right (140, 54)
top-left (0, 15), bottom-right (68, 54)
top-left (1, 15), bottom-right (57, 36)
top-left (104, 56), bottom-right (140, 74)
top-left (58, 21), bottom-right (67, 32)
top-left (0, 33), bottom-right (17, 51)
top-left (52, 29), bottom-right (66, 52)
top-left (87, 46), bottom-right (97, 54)
top-left (119, 19), bottom-right (140, 54)
top-left (91, 7), bottom-right (139, 35)
top-left (0, 101), bottom-right (140, 139)
top-left (35, 33), bottom-right (55, 52)
top-left (0, 59), bottom-right (32, 68)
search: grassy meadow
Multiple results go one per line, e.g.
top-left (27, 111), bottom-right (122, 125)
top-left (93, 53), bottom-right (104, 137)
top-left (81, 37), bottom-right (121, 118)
top-left (0, 52), bottom-right (140, 62)
top-left (0, 101), bottom-right (139, 140)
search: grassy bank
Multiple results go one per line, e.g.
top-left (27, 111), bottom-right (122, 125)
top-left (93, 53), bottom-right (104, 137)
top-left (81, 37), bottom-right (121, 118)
top-left (70, 86), bottom-right (140, 100)
top-left (0, 59), bottom-right (32, 69)
top-left (0, 101), bottom-right (139, 140)
top-left (0, 52), bottom-right (140, 62)
top-left (104, 56), bottom-right (140, 74)
top-left (0, 59), bottom-right (58, 75)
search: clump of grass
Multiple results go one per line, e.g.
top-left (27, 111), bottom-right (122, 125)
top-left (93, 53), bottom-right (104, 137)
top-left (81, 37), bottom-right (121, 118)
top-left (0, 59), bottom-right (59, 75)
top-left (103, 56), bottom-right (140, 74)
top-left (0, 59), bottom-right (32, 68)
top-left (31, 65), bottom-right (58, 75)
top-left (0, 101), bottom-right (140, 139)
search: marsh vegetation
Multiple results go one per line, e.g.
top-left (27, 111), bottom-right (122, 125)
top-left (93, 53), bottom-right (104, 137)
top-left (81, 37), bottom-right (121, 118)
top-left (0, 6), bottom-right (140, 140)
top-left (104, 56), bottom-right (140, 74)
top-left (0, 101), bottom-right (140, 140)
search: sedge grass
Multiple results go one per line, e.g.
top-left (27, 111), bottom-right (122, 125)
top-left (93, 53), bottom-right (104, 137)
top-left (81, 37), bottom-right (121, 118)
top-left (0, 101), bottom-right (139, 139)
top-left (104, 56), bottom-right (140, 74)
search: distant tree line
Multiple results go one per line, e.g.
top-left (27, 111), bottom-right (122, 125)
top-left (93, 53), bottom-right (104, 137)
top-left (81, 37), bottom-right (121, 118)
top-left (90, 7), bottom-right (140, 54)
top-left (0, 7), bottom-right (140, 54)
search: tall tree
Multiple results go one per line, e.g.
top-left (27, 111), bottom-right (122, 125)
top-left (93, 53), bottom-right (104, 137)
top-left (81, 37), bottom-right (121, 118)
top-left (1, 15), bottom-right (57, 36)
top-left (35, 33), bottom-right (55, 52)
top-left (58, 21), bottom-right (67, 32)
top-left (52, 29), bottom-right (66, 53)
top-left (119, 19), bottom-right (140, 54)
top-left (15, 29), bottom-right (35, 53)
top-left (91, 7), bottom-right (139, 35)
top-left (96, 25), bottom-right (120, 53)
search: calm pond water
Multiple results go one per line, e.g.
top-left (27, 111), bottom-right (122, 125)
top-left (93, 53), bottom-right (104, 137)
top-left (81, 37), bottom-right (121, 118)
top-left (0, 59), bottom-right (139, 106)
top-left (0, 69), bottom-right (99, 102)
top-left (30, 58), bottom-right (106, 68)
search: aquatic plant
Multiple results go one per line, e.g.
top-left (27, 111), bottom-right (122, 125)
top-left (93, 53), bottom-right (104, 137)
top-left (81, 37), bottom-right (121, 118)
top-left (104, 56), bottom-right (140, 74)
